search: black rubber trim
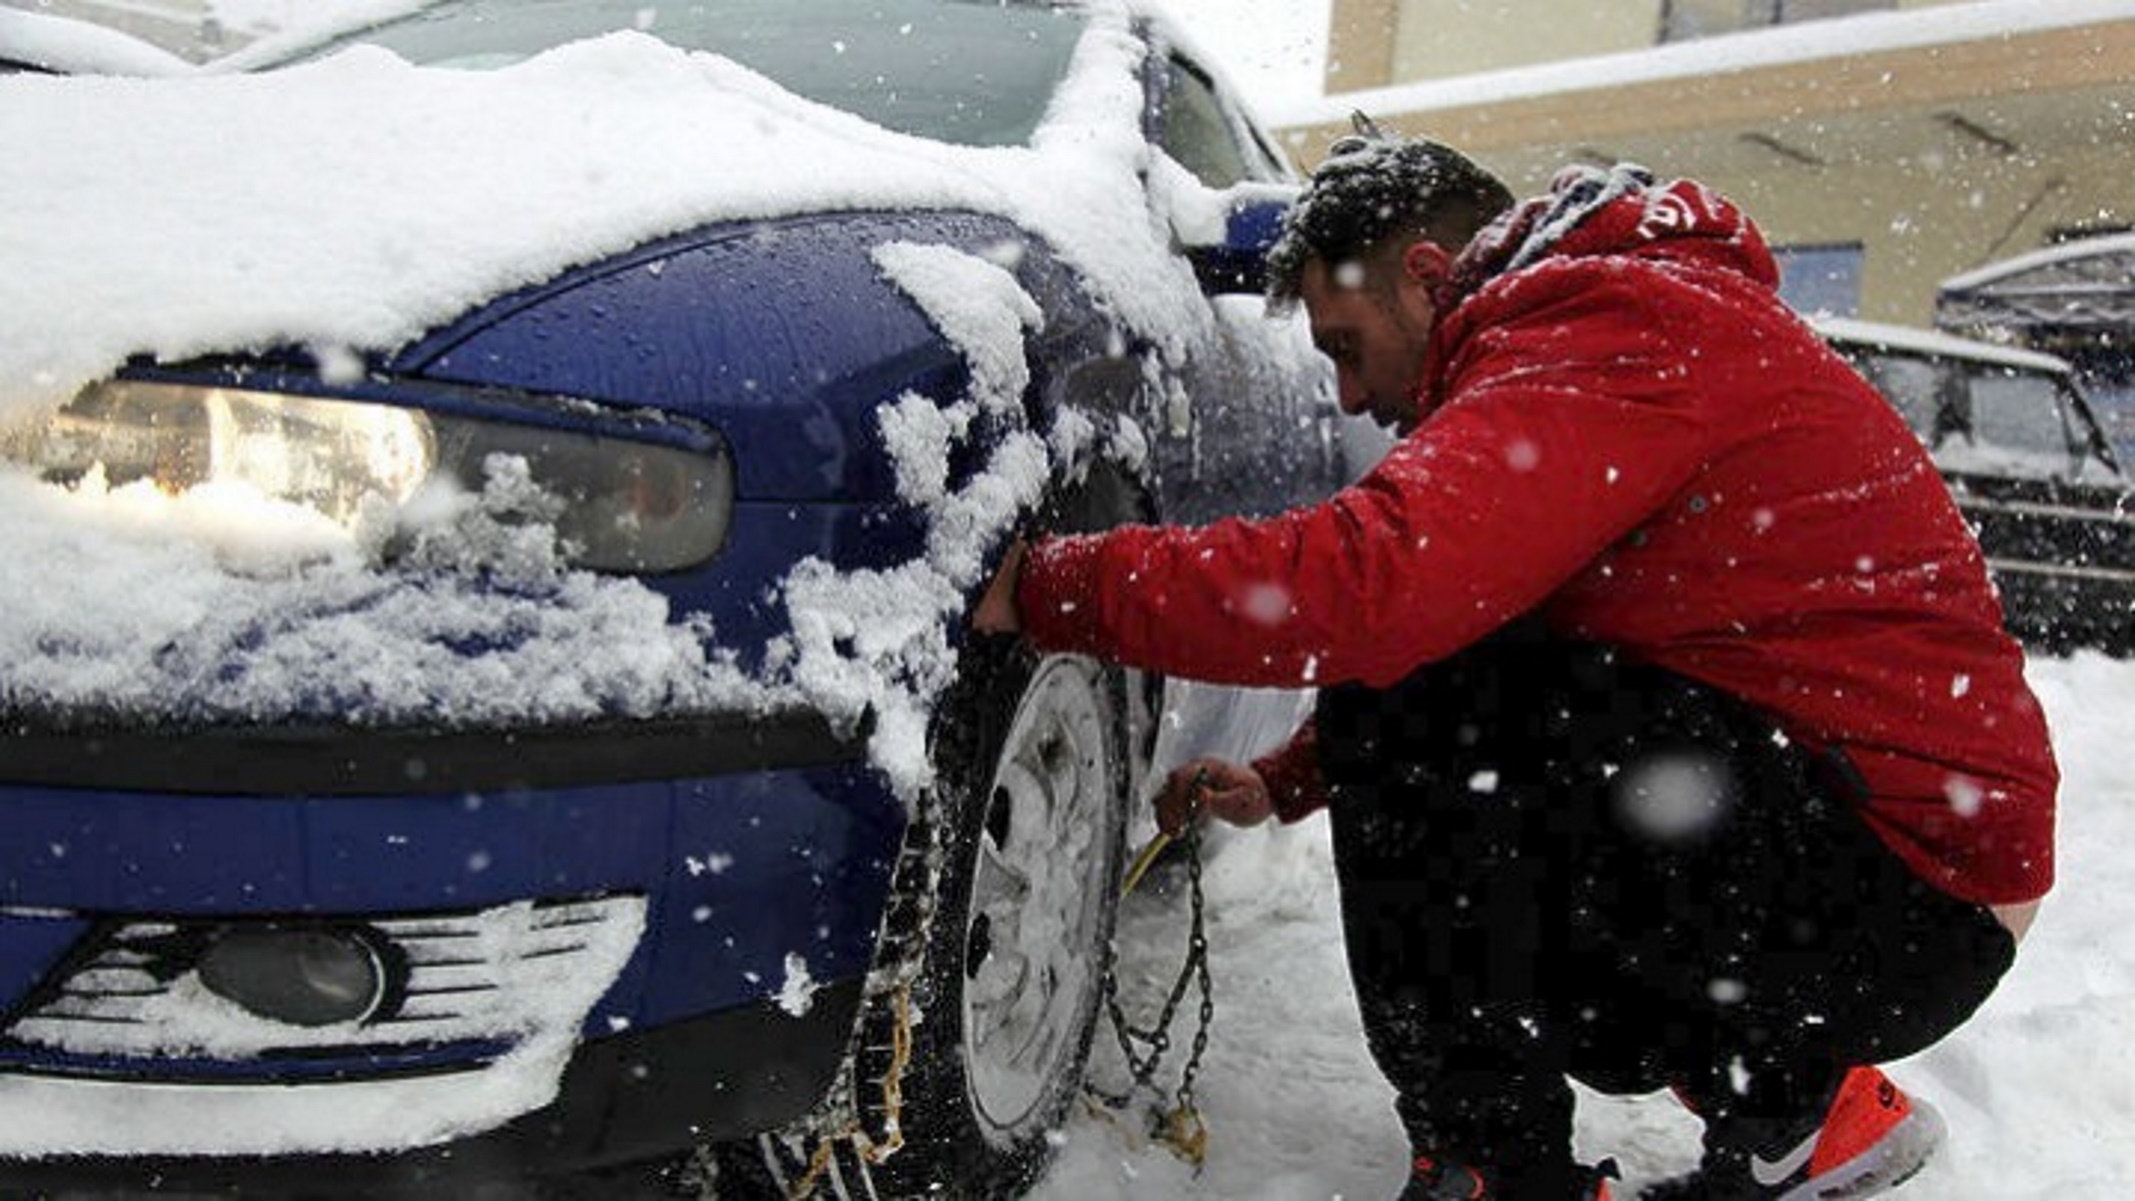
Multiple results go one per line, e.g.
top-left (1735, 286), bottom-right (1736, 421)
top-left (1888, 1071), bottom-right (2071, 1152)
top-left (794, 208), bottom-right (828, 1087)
top-left (0, 707), bottom-right (870, 797)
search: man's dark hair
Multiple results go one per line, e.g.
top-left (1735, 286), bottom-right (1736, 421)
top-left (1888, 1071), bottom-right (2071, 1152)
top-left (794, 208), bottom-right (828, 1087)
top-left (1266, 125), bottom-right (1514, 308)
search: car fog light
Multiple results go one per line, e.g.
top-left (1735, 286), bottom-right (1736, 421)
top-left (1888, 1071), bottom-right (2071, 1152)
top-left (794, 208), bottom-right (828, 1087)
top-left (197, 927), bottom-right (391, 1027)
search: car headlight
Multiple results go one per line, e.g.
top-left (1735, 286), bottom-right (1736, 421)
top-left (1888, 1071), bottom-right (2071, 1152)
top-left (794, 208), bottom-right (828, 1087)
top-left (4, 379), bottom-right (734, 572)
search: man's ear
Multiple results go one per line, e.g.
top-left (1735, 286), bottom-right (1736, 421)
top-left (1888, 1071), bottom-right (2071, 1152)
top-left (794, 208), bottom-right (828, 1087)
top-left (1401, 240), bottom-right (1453, 287)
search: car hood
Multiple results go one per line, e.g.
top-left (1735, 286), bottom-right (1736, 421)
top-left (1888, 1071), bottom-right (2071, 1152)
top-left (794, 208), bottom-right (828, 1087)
top-left (0, 13), bottom-right (1205, 425)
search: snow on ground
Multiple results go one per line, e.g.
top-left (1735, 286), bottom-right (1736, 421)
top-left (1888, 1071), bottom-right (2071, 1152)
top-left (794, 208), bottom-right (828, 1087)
top-left (1032, 649), bottom-right (2135, 1200)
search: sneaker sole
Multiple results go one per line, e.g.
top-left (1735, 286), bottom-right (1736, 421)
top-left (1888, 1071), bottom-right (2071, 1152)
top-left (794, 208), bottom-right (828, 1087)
top-left (1777, 1099), bottom-right (1946, 1200)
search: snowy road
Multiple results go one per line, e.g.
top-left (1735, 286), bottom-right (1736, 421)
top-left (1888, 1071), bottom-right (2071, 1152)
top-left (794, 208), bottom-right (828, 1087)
top-left (1032, 651), bottom-right (2135, 1200)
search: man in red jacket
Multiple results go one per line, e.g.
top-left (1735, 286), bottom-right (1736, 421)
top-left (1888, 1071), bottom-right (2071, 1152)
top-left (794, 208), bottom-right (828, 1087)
top-left (975, 133), bottom-right (2053, 1200)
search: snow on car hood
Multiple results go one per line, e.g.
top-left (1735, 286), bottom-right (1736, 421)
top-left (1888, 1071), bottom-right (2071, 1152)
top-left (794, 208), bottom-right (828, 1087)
top-left (0, 4), bottom-right (1217, 795)
top-left (0, 9), bottom-right (1197, 421)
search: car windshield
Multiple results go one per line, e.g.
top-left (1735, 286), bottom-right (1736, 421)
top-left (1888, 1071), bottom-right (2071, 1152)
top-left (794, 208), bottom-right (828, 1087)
top-left (287, 0), bottom-right (1084, 147)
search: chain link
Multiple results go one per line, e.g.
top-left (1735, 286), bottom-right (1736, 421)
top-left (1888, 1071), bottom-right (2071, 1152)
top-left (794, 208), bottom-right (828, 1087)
top-left (1091, 819), bottom-right (1215, 1164)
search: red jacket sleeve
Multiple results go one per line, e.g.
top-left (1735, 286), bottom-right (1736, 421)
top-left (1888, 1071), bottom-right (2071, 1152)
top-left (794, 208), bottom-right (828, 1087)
top-left (1016, 268), bottom-right (1720, 690)
top-left (1250, 722), bottom-right (1329, 823)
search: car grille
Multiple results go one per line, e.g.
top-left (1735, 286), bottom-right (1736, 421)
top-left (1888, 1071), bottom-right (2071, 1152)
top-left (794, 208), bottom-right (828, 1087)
top-left (5, 895), bottom-right (645, 1071)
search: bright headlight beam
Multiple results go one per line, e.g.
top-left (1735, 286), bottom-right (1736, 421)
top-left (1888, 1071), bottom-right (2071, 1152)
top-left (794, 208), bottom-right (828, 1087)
top-left (203, 388), bottom-right (437, 524)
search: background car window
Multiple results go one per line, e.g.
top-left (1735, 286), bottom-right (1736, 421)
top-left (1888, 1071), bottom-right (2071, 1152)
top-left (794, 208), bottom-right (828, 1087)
top-left (289, 0), bottom-right (1083, 147)
top-left (1159, 56), bottom-right (1260, 188)
top-left (1855, 353), bottom-right (1949, 441)
top-left (1970, 368), bottom-right (2076, 463)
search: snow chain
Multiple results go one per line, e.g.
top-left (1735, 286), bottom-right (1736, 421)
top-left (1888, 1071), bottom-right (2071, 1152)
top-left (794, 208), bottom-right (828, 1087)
top-left (1090, 820), bottom-right (1215, 1168)
top-left (787, 983), bottom-right (914, 1199)
top-left (707, 748), bottom-right (1218, 1194)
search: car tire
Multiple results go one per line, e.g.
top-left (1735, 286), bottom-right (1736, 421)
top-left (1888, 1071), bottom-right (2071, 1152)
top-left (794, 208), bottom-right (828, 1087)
top-left (885, 637), bottom-right (1128, 1196)
top-left (715, 636), bottom-right (1129, 1199)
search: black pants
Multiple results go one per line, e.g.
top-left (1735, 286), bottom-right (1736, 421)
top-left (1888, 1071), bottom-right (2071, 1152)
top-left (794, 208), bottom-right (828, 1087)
top-left (1315, 622), bottom-right (2015, 1198)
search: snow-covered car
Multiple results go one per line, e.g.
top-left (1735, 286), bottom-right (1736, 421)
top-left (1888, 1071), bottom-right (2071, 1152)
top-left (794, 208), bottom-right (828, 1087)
top-left (1819, 318), bottom-right (2135, 654)
top-left (0, 9), bottom-right (191, 75)
top-left (0, 1), bottom-right (1335, 1195)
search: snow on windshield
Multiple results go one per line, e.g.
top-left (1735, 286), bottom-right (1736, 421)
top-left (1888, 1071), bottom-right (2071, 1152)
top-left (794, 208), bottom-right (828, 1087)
top-left (0, 1), bottom-right (1219, 797)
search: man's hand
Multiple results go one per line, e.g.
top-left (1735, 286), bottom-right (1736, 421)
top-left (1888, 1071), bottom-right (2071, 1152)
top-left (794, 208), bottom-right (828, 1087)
top-left (1156, 757), bottom-right (1272, 836)
top-left (971, 539), bottom-right (1026, 634)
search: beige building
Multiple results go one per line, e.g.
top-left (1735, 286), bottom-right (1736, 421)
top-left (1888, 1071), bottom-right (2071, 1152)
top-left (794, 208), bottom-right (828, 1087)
top-left (1276, 0), bottom-right (2135, 327)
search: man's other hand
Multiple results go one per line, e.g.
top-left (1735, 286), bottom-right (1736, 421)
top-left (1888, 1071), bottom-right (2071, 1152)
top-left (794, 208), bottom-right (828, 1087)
top-left (1157, 758), bottom-right (1272, 836)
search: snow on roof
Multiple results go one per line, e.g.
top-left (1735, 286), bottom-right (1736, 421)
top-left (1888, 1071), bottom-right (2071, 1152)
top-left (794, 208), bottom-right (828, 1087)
top-left (1270, 0), bottom-right (2133, 129)
top-left (1939, 231), bottom-right (2135, 295)
top-left (1813, 315), bottom-right (2076, 375)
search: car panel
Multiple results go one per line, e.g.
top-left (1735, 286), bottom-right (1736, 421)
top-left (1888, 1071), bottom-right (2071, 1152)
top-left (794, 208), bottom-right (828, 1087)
top-left (0, 764), bottom-right (897, 1017)
top-left (0, 911), bottom-right (90, 1008)
top-left (406, 212), bottom-right (1046, 503)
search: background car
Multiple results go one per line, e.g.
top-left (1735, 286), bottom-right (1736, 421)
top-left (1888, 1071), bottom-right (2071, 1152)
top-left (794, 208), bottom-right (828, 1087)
top-left (0, 1), bottom-right (1337, 1196)
top-left (1818, 317), bottom-right (2135, 655)
top-left (1935, 231), bottom-right (2135, 464)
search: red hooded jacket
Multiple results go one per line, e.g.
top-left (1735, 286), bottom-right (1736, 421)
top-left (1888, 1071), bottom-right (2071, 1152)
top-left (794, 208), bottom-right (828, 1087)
top-left (1016, 168), bottom-right (2057, 905)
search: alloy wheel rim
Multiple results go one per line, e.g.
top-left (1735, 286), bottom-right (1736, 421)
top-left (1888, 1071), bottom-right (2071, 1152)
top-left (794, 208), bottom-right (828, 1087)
top-left (960, 655), bottom-right (1115, 1142)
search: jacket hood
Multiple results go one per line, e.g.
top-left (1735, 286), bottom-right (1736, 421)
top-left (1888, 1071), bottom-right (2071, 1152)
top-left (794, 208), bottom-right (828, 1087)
top-left (1447, 163), bottom-right (1780, 303)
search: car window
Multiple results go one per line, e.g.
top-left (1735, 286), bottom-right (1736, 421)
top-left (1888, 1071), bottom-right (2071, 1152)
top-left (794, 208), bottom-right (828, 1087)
top-left (1159, 55), bottom-right (1278, 188)
top-left (280, 0), bottom-right (1084, 148)
top-left (1846, 346), bottom-right (2089, 480)
top-left (1969, 368), bottom-right (2075, 463)
top-left (1854, 353), bottom-right (1948, 440)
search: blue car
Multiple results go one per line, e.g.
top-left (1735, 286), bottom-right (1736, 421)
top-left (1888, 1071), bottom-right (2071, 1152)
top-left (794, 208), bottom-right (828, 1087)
top-left (0, 0), bottom-right (1337, 1196)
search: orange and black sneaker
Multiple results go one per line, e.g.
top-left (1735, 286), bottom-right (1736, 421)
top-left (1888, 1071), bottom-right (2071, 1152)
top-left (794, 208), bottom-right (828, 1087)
top-left (1407, 1154), bottom-right (1490, 1201)
top-left (1406, 1153), bottom-right (1617, 1200)
top-left (1643, 1065), bottom-right (1943, 1199)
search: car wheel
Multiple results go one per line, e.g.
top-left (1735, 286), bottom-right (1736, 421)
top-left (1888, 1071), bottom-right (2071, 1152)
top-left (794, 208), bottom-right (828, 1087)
top-left (892, 640), bottom-right (1127, 1195)
top-left (718, 637), bottom-right (1128, 1199)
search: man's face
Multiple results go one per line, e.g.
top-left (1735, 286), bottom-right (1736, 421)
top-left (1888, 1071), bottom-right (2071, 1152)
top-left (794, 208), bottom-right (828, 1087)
top-left (1299, 249), bottom-right (1441, 434)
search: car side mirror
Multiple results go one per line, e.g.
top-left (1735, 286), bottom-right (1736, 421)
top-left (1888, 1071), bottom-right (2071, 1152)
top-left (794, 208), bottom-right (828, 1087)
top-left (1182, 185), bottom-right (1296, 296)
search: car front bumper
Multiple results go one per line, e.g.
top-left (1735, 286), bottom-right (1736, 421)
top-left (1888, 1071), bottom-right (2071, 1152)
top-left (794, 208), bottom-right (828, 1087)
top-left (0, 977), bottom-right (863, 1194)
top-left (0, 708), bottom-right (901, 1177)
